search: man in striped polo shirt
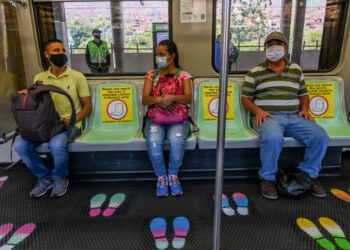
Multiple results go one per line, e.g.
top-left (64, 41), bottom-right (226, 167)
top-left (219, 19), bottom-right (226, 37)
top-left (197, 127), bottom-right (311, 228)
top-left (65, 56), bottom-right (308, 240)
top-left (241, 32), bottom-right (329, 200)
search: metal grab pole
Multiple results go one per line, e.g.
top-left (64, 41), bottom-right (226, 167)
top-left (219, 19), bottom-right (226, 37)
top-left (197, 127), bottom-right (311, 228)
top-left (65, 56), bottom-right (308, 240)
top-left (213, 0), bottom-right (231, 249)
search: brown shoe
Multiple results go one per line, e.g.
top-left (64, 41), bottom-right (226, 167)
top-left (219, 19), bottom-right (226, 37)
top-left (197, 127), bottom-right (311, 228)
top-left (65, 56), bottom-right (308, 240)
top-left (310, 178), bottom-right (326, 198)
top-left (260, 179), bottom-right (278, 200)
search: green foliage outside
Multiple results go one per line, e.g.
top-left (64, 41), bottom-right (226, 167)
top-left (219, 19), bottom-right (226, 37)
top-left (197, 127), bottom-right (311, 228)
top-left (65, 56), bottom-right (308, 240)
top-left (125, 31), bottom-right (153, 53)
top-left (230, 0), bottom-right (272, 46)
top-left (216, 0), bottom-right (322, 51)
top-left (66, 14), bottom-right (154, 54)
top-left (67, 16), bottom-right (112, 54)
top-left (303, 29), bottom-right (322, 50)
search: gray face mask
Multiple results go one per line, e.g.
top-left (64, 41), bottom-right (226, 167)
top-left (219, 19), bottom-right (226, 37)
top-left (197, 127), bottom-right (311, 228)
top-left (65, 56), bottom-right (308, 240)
top-left (156, 56), bottom-right (169, 69)
top-left (266, 45), bottom-right (285, 62)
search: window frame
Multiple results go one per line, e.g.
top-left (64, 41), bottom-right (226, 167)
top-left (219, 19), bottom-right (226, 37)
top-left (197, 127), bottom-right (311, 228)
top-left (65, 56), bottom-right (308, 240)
top-left (212, 0), bottom-right (349, 74)
top-left (33, 0), bottom-right (172, 76)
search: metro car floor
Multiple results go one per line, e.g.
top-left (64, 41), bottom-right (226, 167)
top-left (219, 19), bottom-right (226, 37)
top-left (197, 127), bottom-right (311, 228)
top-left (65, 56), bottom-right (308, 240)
top-left (1, 153), bottom-right (350, 250)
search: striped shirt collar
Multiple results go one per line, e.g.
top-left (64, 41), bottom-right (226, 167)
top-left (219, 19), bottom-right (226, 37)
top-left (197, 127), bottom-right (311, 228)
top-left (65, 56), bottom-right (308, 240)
top-left (261, 58), bottom-right (292, 72)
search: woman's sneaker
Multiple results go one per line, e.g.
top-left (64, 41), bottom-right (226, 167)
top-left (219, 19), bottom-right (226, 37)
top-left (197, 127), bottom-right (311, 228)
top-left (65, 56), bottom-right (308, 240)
top-left (157, 176), bottom-right (169, 197)
top-left (169, 175), bottom-right (183, 196)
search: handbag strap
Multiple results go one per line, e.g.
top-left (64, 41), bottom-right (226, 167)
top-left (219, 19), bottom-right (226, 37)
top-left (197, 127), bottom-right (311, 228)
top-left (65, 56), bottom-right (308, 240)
top-left (188, 116), bottom-right (199, 133)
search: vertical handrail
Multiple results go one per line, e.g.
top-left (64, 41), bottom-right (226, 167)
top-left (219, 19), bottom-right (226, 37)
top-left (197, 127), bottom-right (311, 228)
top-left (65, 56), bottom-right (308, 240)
top-left (213, 0), bottom-right (231, 250)
top-left (112, 43), bottom-right (117, 70)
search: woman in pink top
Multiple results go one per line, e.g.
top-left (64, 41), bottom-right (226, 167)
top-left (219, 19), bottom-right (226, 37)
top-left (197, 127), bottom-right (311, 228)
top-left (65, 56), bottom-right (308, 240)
top-left (142, 40), bottom-right (192, 197)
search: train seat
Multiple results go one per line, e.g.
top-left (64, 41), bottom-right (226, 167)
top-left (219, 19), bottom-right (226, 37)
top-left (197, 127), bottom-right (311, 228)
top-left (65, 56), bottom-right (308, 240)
top-left (194, 79), bottom-right (258, 149)
top-left (306, 78), bottom-right (350, 146)
top-left (36, 82), bottom-right (146, 152)
top-left (76, 82), bottom-right (145, 148)
top-left (36, 81), bottom-right (197, 153)
top-left (245, 77), bottom-right (350, 147)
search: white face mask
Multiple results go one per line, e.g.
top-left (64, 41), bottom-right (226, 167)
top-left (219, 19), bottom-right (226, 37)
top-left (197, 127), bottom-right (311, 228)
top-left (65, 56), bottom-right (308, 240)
top-left (265, 45), bottom-right (285, 62)
top-left (156, 56), bottom-right (169, 69)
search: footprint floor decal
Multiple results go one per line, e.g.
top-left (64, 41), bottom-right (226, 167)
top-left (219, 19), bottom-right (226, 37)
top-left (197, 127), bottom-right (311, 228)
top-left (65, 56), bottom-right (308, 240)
top-left (331, 189), bottom-right (350, 203)
top-left (0, 223), bottom-right (36, 250)
top-left (319, 217), bottom-right (350, 249)
top-left (89, 193), bottom-right (125, 217)
top-left (90, 194), bottom-right (107, 217)
top-left (103, 193), bottom-right (126, 217)
top-left (297, 217), bottom-right (350, 250)
top-left (214, 193), bottom-right (249, 216)
top-left (232, 193), bottom-right (249, 216)
top-left (150, 217), bottom-right (190, 249)
top-left (150, 217), bottom-right (168, 250)
top-left (221, 194), bottom-right (235, 216)
top-left (172, 217), bottom-right (190, 249)
top-left (0, 177), bottom-right (8, 189)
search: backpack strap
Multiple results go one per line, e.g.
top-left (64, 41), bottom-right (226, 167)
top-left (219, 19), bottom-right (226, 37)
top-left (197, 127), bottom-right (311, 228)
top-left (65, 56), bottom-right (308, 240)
top-left (29, 81), bottom-right (76, 137)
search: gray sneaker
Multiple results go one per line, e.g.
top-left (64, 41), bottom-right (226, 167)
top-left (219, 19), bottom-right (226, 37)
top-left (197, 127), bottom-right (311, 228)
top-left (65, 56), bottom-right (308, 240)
top-left (51, 178), bottom-right (69, 197)
top-left (30, 179), bottom-right (53, 198)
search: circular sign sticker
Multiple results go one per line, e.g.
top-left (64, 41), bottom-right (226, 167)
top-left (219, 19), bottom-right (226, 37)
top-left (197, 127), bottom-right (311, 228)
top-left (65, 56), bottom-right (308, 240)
top-left (309, 95), bottom-right (328, 116)
top-left (208, 97), bottom-right (229, 118)
top-left (107, 99), bottom-right (128, 120)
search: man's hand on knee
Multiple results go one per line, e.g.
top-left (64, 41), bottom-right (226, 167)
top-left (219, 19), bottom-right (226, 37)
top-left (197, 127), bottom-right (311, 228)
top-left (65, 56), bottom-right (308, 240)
top-left (255, 110), bottom-right (273, 127)
top-left (298, 111), bottom-right (315, 122)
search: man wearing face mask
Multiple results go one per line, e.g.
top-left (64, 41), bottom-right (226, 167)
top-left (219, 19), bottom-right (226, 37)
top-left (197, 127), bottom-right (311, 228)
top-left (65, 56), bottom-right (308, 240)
top-left (85, 28), bottom-right (110, 73)
top-left (241, 32), bottom-right (329, 200)
top-left (14, 39), bottom-right (92, 198)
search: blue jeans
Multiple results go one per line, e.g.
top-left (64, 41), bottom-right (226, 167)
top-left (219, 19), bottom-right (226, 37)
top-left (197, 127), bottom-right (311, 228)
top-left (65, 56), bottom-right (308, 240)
top-left (253, 114), bottom-right (329, 181)
top-left (145, 118), bottom-right (190, 177)
top-left (14, 126), bottom-right (81, 180)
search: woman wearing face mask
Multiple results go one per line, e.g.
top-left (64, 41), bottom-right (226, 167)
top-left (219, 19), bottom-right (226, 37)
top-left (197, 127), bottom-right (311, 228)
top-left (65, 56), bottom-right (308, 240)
top-left (142, 40), bottom-right (192, 197)
top-left (241, 32), bottom-right (328, 200)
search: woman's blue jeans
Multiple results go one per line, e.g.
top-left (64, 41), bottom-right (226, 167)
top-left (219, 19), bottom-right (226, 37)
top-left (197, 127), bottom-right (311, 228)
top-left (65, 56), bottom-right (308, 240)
top-left (253, 114), bottom-right (329, 181)
top-left (14, 126), bottom-right (81, 180)
top-left (145, 118), bottom-right (190, 177)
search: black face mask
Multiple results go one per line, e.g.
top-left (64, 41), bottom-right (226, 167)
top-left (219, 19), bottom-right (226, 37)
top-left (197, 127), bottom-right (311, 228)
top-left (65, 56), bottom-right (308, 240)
top-left (94, 34), bottom-right (101, 39)
top-left (49, 54), bottom-right (68, 67)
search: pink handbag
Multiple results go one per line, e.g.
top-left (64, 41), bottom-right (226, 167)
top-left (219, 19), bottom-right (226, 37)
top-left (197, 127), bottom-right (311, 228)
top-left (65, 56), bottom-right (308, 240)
top-left (147, 74), bottom-right (190, 125)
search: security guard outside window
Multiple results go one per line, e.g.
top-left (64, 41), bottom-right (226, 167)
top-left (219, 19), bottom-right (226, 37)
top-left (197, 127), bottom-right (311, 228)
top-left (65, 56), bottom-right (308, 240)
top-left (85, 28), bottom-right (110, 73)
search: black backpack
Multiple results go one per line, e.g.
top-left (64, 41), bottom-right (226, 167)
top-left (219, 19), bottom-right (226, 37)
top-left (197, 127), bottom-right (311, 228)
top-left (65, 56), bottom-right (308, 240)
top-left (10, 81), bottom-right (76, 142)
top-left (276, 169), bottom-right (311, 197)
top-left (229, 44), bottom-right (239, 63)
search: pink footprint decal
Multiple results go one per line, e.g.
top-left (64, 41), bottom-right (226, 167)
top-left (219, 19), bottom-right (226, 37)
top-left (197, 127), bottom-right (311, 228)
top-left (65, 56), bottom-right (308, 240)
top-left (150, 217), bottom-right (168, 249)
top-left (0, 223), bottom-right (13, 241)
top-left (232, 193), bottom-right (249, 216)
top-left (90, 194), bottom-right (107, 217)
top-left (0, 223), bottom-right (36, 249)
top-left (103, 193), bottom-right (125, 217)
top-left (0, 176), bottom-right (8, 188)
top-left (172, 217), bottom-right (190, 249)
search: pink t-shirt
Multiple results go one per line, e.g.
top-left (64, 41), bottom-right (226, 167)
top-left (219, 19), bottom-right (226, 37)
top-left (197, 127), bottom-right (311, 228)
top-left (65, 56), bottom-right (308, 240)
top-left (145, 69), bottom-right (191, 86)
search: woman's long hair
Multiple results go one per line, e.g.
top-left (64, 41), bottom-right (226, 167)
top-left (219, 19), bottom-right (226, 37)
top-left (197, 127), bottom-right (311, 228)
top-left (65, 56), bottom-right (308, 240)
top-left (158, 40), bottom-right (180, 68)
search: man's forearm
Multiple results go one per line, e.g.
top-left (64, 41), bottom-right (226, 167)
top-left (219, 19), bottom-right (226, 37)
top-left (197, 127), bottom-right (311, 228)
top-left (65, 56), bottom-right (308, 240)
top-left (299, 95), bottom-right (309, 112)
top-left (241, 96), bottom-right (264, 115)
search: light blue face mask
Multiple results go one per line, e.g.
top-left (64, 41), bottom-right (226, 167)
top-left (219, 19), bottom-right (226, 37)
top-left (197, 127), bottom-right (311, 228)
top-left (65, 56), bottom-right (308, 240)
top-left (156, 56), bottom-right (169, 69)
